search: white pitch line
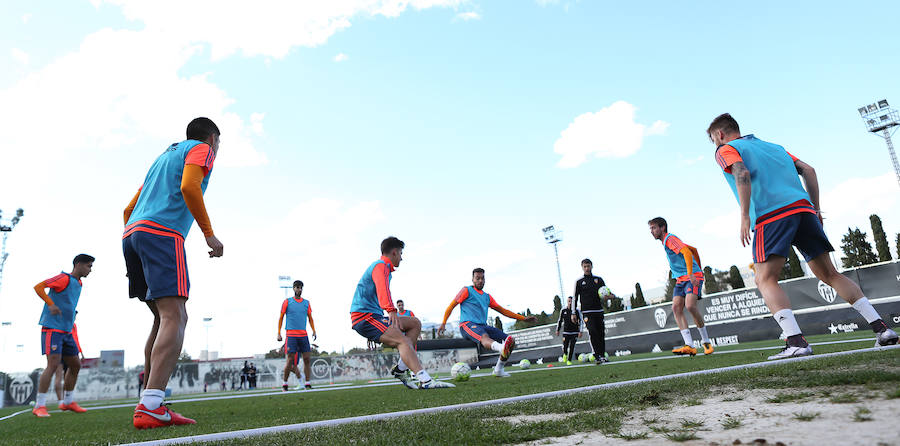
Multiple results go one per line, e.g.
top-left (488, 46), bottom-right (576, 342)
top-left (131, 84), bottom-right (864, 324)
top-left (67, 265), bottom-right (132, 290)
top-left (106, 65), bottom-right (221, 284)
top-left (120, 344), bottom-right (900, 446)
top-left (0, 335), bottom-right (877, 422)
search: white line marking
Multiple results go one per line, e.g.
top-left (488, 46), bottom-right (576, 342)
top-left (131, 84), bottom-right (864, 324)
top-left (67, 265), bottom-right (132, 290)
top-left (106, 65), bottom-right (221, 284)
top-left (119, 344), bottom-right (900, 445)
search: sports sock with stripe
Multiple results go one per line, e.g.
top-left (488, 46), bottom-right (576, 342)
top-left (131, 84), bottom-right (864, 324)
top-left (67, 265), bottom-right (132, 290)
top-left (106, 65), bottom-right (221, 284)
top-left (139, 389), bottom-right (165, 411)
top-left (415, 370), bottom-right (432, 384)
top-left (773, 309), bottom-right (802, 337)
top-left (397, 357), bottom-right (408, 371)
top-left (491, 341), bottom-right (503, 353)
top-left (680, 329), bottom-right (692, 346)
top-left (698, 326), bottom-right (710, 343)
top-left (63, 391), bottom-right (74, 405)
top-left (35, 392), bottom-right (48, 408)
top-left (851, 297), bottom-right (885, 332)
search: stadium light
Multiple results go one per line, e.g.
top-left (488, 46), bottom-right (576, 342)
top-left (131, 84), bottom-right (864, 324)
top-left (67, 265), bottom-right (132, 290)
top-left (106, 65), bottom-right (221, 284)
top-left (541, 225), bottom-right (566, 301)
top-left (203, 317), bottom-right (213, 361)
top-left (0, 208), bottom-right (24, 296)
top-left (857, 98), bottom-right (900, 189)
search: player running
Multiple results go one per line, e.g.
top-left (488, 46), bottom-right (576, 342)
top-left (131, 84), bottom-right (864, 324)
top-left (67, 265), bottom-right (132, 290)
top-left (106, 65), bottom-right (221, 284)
top-left (396, 299), bottom-right (415, 317)
top-left (124, 117), bottom-right (224, 428)
top-left (31, 254), bottom-right (94, 417)
top-left (439, 268), bottom-right (536, 377)
top-left (555, 296), bottom-right (582, 365)
top-left (351, 236), bottom-right (454, 389)
top-left (648, 217), bottom-right (713, 356)
top-left (708, 113), bottom-right (898, 359)
top-left (277, 280), bottom-right (317, 391)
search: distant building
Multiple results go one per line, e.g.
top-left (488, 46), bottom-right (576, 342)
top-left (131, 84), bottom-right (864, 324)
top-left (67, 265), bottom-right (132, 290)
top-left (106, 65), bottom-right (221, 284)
top-left (99, 350), bottom-right (125, 368)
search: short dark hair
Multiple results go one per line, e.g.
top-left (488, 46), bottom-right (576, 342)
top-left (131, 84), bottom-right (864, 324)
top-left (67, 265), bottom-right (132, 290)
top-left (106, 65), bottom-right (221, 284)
top-left (396, 299), bottom-right (404, 304)
top-left (648, 217), bottom-right (667, 231)
top-left (186, 117), bottom-right (220, 141)
top-left (707, 113), bottom-right (740, 136)
top-left (293, 280), bottom-right (303, 288)
top-left (472, 267), bottom-right (485, 276)
top-left (73, 254), bottom-right (95, 265)
top-left (381, 236), bottom-right (405, 254)
top-left (581, 258), bottom-right (592, 265)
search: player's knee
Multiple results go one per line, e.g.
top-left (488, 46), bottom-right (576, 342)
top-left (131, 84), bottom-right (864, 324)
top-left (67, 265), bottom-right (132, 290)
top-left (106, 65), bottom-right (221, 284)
top-left (685, 302), bottom-right (698, 313)
top-left (672, 301), bottom-right (684, 312)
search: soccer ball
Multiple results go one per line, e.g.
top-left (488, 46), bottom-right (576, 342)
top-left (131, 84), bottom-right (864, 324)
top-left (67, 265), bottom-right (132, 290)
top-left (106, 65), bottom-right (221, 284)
top-left (588, 353), bottom-right (596, 362)
top-left (519, 359), bottom-right (531, 369)
top-left (598, 286), bottom-right (612, 298)
top-left (450, 362), bottom-right (471, 381)
top-left (578, 353), bottom-right (587, 362)
top-left (558, 356), bottom-right (565, 362)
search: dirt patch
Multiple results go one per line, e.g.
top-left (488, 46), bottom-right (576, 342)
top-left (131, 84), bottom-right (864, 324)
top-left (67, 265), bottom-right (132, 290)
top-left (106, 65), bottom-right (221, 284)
top-left (515, 387), bottom-right (900, 445)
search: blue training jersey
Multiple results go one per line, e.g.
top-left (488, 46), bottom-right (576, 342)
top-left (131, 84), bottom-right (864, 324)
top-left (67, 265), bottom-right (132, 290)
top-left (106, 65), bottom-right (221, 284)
top-left (38, 272), bottom-right (81, 332)
top-left (458, 286), bottom-right (493, 324)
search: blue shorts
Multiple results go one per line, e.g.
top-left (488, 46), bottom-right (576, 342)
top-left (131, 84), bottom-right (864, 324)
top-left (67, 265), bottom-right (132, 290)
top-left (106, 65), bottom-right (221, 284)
top-left (673, 280), bottom-right (703, 298)
top-left (123, 229), bottom-right (189, 301)
top-left (459, 321), bottom-right (508, 345)
top-left (41, 328), bottom-right (79, 356)
top-left (285, 336), bottom-right (311, 355)
top-left (351, 313), bottom-right (391, 343)
top-left (753, 212), bottom-right (833, 263)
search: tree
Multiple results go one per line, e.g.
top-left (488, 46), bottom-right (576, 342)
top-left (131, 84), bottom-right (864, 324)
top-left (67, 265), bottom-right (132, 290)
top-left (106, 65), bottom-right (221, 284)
top-left (264, 348), bottom-right (282, 359)
top-left (664, 271), bottom-right (676, 301)
top-left (177, 351), bottom-right (192, 363)
top-left (494, 316), bottom-right (503, 330)
top-left (553, 295), bottom-right (562, 314)
top-left (896, 233), bottom-right (900, 259)
top-left (787, 247), bottom-right (804, 279)
top-left (606, 295), bottom-right (624, 313)
top-left (631, 282), bottom-right (647, 308)
top-left (841, 227), bottom-right (878, 268)
top-left (870, 214), bottom-right (892, 262)
top-left (703, 266), bottom-right (720, 294)
top-left (726, 265), bottom-right (745, 289)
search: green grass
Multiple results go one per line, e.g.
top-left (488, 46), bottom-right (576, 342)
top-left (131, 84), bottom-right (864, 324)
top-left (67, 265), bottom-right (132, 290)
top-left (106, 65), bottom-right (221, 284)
top-left (853, 406), bottom-right (873, 422)
top-left (829, 393), bottom-right (860, 404)
top-left (721, 416), bottom-right (743, 430)
top-left (766, 391), bottom-right (815, 403)
top-left (680, 419), bottom-right (704, 429)
top-left (793, 410), bottom-right (821, 421)
top-left (0, 332), bottom-right (895, 445)
top-left (617, 431), bottom-right (650, 440)
top-left (664, 431), bottom-right (700, 442)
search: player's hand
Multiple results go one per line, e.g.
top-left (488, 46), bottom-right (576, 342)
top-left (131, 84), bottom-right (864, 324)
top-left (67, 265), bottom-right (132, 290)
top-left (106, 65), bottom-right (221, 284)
top-left (555, 330), bottom-right (560, 336)
top-left (524, 316), bottom-right (537, 323)
top-left (387, 311), bottom-right (400, 329)
top-left (206, 235), bottom-right (224, 257)
top-left (816, 209), bottom-right (824, 226)
top-left (312, 332), bottom-right (317, 341)
top-left (49, 305), bottom-right (61, 315)
top-left (277, 334), bottom-right (282, 342)
top-left (438, 324), bottom-right (446, 336)
top-left (578, 332), bottom-right (583, 338)
top-left (571, 314), bottom-right (577, 323)
top-left (690, 276), bottom-right (700, 288)
top-left (740, 214), bottom-right (751, 247)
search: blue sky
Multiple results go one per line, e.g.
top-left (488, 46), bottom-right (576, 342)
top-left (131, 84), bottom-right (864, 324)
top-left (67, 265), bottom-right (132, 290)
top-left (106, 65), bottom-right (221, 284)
top-left (1, 1), bottom-right (899, 370)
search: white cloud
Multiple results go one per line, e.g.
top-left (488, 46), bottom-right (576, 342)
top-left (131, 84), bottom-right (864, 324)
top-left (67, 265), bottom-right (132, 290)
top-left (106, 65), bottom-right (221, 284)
top-left (10, 48), bottom-right (29, 65)
top-left (553, 100), bottom-right (669, 168)
top-left (100, 0), bottom-right (463, 60)
top-left (676, 154), bottom-right (704, 167)
top-left (22, 13), bottom-right (32, 24)
top-left (455, 11), bottom-right (481, 21)
top-left (250, 112), bottom-right (265, 135)
top-left (334, 52), bottom-right (349, 62)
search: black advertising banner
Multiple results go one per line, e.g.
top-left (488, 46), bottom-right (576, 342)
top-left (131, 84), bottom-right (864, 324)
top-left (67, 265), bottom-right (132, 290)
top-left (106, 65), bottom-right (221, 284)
top-left (477, 262), bottom-right (900, 365)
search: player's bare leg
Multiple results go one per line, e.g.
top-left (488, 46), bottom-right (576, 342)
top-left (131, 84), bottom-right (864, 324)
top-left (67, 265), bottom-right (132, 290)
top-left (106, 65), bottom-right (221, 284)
top-left (282, 353), bottom-right (295, 391)
top-left (53, 366), bottom-right (64, 400)
top-left (143, 301), bottom-right (160, 380)
top-left (755, 256), bottom-right (812, 359)
top-left (380, 323), bottom-right (453, 389)
top-left (58, 354), bottom-right (86, 412)
top-left (807, 252), bottom-right (897, 346)
top-left (671, 296), bottom-right (696, 356)
top-left (685, 294), bottom-right (712, 354)
top-left (301, 352), bottom-right (312, 389)
top-left (34, 353), bottom-right (61, 416)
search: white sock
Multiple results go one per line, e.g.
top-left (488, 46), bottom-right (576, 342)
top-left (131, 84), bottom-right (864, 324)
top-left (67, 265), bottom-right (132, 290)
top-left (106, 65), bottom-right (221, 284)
top-left (283, 381), bottom-right (288, 386)
top-left (680, 329), bottom-right (693, 346)
top-left (415, 370), bottom-right (432, 383)
top-left (397, 358), bottom-right (408, 371)
top-left (698, 326), bottom-right (710, 343)
top-left (139, 389), bottom-right (165, 411)
top-left (495, 356), bottom-right (507, 370)
top-left (36, 392), bottom-right (48, 408)
top-left (773, 309), bottom-right (802, 337)
top-left (851, 297), bottom-right (881, 324)
top-left (305, 381), bottom-right (311, 386)
top-left (490, 341), bottom-right (503, 353)
top-left (63, 391), bottom-right (74, 405)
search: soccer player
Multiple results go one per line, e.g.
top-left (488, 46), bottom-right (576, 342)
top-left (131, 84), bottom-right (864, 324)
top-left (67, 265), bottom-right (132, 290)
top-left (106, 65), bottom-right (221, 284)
top-left (573, 259), bottom-right (611, 364)
top-left (648, 217), bottom-right (713, 356)
top-left (32, 254), bottom-right (94, 417)
top-left (709, 113), bottom-right (898, 359)
top-left (277, 280), bottom-right (317, 391)
top-left (439, 268), bottom-right (536, 377)
top-left (396, 299), bottom-right (415, 317)
top-left (123, 117), bottom-right (224, 428)
top-left (555, 296), bottom-right (582, 365)
top-left (350, 236), bottom-right (454, 389)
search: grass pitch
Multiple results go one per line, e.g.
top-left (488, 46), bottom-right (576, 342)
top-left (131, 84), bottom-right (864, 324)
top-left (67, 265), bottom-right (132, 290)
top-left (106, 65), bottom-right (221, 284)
top-left (1, 332), bottom-right (897, 445)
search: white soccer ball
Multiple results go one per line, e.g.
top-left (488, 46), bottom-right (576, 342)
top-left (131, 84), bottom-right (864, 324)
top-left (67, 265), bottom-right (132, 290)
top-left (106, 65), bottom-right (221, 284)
top-left (578, 353), bottom-right (588, 362)
top-left (588, 353), bottom-right (596, 362)
top-left (598, 286), bottom-right (612, 297)
top-left (519, 359), bottom-right (531, 369)
top-left (450, 362), bottom-right (471, 381)
top-left (558, 356), bottom-right (565, 362)
top-left (30, 401), bottom-right (35, 406)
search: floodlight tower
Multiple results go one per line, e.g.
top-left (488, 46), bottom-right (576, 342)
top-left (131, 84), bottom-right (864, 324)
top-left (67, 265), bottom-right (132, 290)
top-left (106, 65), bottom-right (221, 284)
top-left (0, 208), bottom-right (24, 295)
top-left (858, 99), bottom-right (900, 189)
top-left (542, 225), bottom-right (566, 301)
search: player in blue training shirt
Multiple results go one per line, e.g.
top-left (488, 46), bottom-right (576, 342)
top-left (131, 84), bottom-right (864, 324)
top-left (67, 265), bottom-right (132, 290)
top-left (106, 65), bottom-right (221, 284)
top-left (278, 280), bottom-right (317, 391)
top-left (709, 113), bottom-right (897, 360)
top-left (648, 217), bottom-right (713, 356)
top-left (123, 117), bottom-right (224, 429)
top-left (439, 268), bottom-right (536, 377)
top-left (396, 299), bottom-right (415, 318)
top-left (351, 236), bottom-right (454, 389)
top-left (31, 254), bottom-right (93, 417)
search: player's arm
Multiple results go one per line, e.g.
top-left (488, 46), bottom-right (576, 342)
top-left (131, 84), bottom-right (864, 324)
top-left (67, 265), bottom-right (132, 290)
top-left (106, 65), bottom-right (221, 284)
top-left (34, 274), bottom-right (68, 315)
top-left (372, 263), bottom-right (397, 314)
top-left (439, 288), bottom-right (466, 334)
top-left (71, 323), bottom-right (83, 357)
top-left (307, 304), bottom-right (316, 341)
top-left (678, 247), bottom-right (695, 277)
top-left (794, 157), bottom-right (821, 219)
top-left (556, 309), bottom-right (565, 334)
top-left (490, 297), bottom-right (535, 322)
top-left (277, 300), bottom-right (287, 342)
top-left (716, 145), bottom-right (752, 246)
top-left (123, 186), bottom-right (142, 225)
top-left (182, 143), bottom-right (222, 257)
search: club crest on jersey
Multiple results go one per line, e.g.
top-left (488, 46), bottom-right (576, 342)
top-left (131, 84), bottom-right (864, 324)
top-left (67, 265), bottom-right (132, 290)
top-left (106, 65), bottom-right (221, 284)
top-left (594, 278), bottom-right (599, 284)
top-left (51, 345), bottom-right (57, 351)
